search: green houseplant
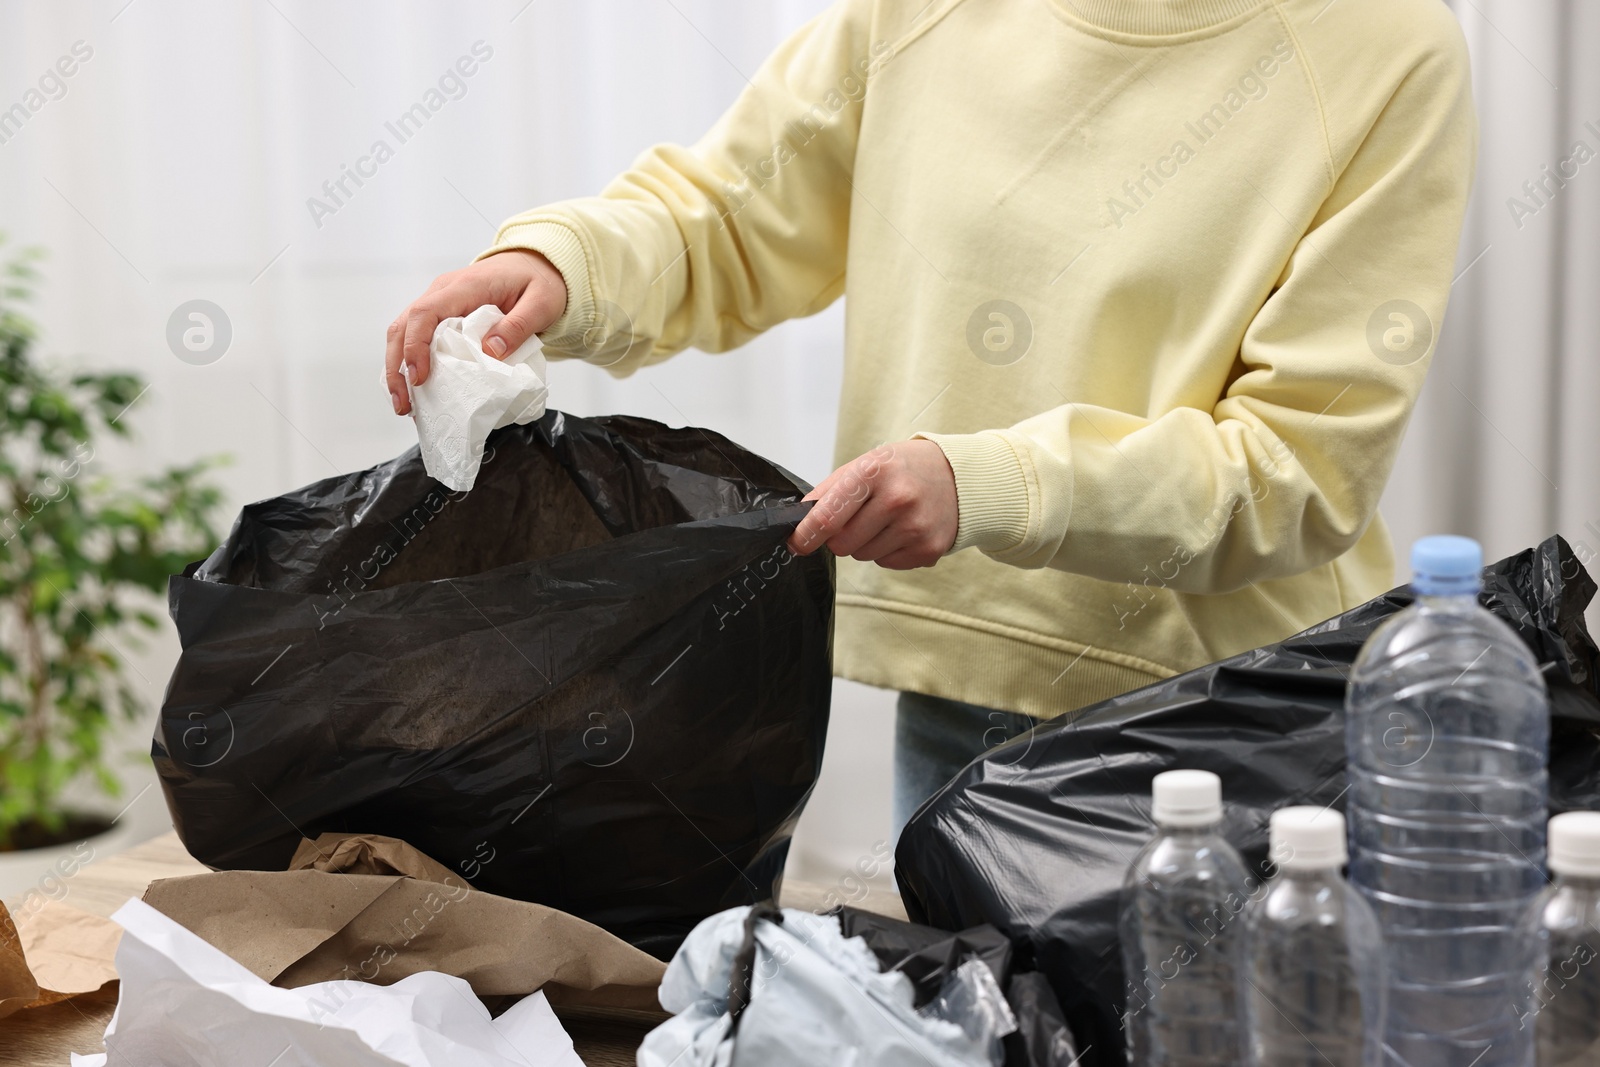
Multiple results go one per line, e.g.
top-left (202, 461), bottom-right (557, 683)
top-left (0, 241), bottom-right (223, 850)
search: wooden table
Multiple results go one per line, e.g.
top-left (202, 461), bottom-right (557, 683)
top-left (0, 833), bottom-right (907, 1066)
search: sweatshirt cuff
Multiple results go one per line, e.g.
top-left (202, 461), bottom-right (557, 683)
top-left (915, 431), bottom-right (1036, 558)
top-left (477, 219), bottom-right (595, 348)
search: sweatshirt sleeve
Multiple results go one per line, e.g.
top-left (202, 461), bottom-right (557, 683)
top-left (478, 1), bottom-right (887, 372)
top-left (918, 23), bottom-right (1478, 594)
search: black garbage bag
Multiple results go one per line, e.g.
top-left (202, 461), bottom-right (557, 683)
top-left (895, 536), bottom-right (1600, 1066)
top-left (832, 906), bottom-right (1082, 1067)
top-left (154, 410), bottom-right (834, 958)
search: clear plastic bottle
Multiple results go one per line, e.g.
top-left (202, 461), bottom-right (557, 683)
top-left (1245, 806), bottom-right (1385, 1067)
top-left (1346, 535), bottom-right (1549, 1067)
top-left (1524, 811), bottom-right (1600, 1065)
top-left (1120, 769), bottom-right (1251, 1066)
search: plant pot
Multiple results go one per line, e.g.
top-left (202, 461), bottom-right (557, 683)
top-left (0, 812), bottom-right (127, 904)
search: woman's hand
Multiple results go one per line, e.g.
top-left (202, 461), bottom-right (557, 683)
top-left (787, 440), bottom-right (959, 569)
top-left (383, 250), bottom-right (568, 415)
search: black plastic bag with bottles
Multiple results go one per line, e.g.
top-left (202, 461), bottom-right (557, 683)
top-left (895, 536), bottom-right (1600, 1066)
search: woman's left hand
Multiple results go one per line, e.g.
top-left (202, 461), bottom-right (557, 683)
top-left (787, 439), bottom-right (958, 569)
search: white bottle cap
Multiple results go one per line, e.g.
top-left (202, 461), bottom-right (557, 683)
top-left (1151, 770), bottom-right (1223, 828)
top-left (1269, 807), bottom-right (1347, 872)
top-left (1549, 811), bottom-right (1600, 878)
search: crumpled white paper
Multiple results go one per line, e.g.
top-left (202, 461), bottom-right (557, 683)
top-left (409, 303), bottom-right (548, 492)
top-left (71, 898), bottom-right (584, 1067)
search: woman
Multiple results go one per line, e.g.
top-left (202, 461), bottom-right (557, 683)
top-left (382, 0), bottom-right (1476, 835)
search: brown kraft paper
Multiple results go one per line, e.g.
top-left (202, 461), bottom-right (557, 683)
top-left (0, 898), bottom-right (121, 1018)
top-left (141, 831), bottom-right (666, 1012)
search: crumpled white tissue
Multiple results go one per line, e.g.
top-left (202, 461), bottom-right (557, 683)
top-left (409, 303), bottom-right (548, 492)
top-left (71, 898), bottom-right (583, 1067)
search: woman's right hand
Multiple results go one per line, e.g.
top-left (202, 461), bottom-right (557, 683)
top-left (384, 249), bottom-right (568, 415)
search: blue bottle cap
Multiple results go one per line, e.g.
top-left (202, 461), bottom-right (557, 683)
top-left (1410, 535), bottom-right (1482, 597)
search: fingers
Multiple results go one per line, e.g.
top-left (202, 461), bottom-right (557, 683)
top-left (384, 316), bottom-right (410, 415)
top-left (401, 299), bottom-right (446, 393)
top-left (480, 281), bottom-right (545, 360)
top-left (823, 498), bottom-right (897, 559)
top-left (785, 440), bottom-right (955, 571)
top-left (482, 251), bottom-right (566, 358)
top-left (788, 469), bottom-right (870, 555)
top-left (786, 444), bottom-right (895, 556)
top-left (383, 252), bottom-right (566, 412)
top-left (387, 289), bottom-right (452, 415)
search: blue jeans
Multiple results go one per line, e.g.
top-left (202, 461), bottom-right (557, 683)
top-left (892, 691), bottom-right (1036, 842)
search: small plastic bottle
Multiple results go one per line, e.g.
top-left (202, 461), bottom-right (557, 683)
top-left (1120, 769), bottom-right (1251, 1066)
top-left (1525, 811), bottom-right (1600, 1065)
top-left (1245, 806), bottom-right (1385, 1067)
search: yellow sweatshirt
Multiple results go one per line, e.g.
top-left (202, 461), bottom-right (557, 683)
top-left (481, 0), bottom-right (1477, 719)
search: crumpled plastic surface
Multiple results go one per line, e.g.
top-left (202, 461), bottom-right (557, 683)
top-left (69, 899), bottom-right (583, 1067)
top-left (153, 410), bottom-right (834, 959)
top-left (834, 908), bottom-right (1013, 1008)
top-left (832, 906), bottom-right (1080, 1067)
top-left (637, 905), bottom-right (1010, 1067)
top-left (410, 304), bottom-right (548, 491)
top-left (1001, 972), bottom-right (1081, 1067)
top-left (894, 536), bottom-right (1600, 1067)
top-left (919, 958), bottom-right (1019, 1067)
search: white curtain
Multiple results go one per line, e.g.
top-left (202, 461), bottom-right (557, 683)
top-left (0, 0), bottom-right (885, 878)
top-left (1388, 0), bottom-right (1600, 633)
top-left (0, 0), bottom-right (841, 500)
top-left (1, 0), bottom-right (1595, 880)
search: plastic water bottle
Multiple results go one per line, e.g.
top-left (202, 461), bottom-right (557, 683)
top-left (1347, 535), bottom-right (1549, 1066)
top-left (1245, 806), bottom-right (1385, 1066)
top-left (1120, 769), bottom-right (1251, 1066)
top-left (1524, 812), bottom-right (1600, 1064)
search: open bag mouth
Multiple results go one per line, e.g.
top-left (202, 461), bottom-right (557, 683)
top-left (189, 409), bottom-right (814, 593)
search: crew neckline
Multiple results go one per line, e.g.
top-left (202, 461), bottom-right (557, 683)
top-left (1050, 0), bottom-right (1270, 37)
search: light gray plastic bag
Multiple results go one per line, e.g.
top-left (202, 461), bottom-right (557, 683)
top-left (638, 905), bottom-right (1014, 1067)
